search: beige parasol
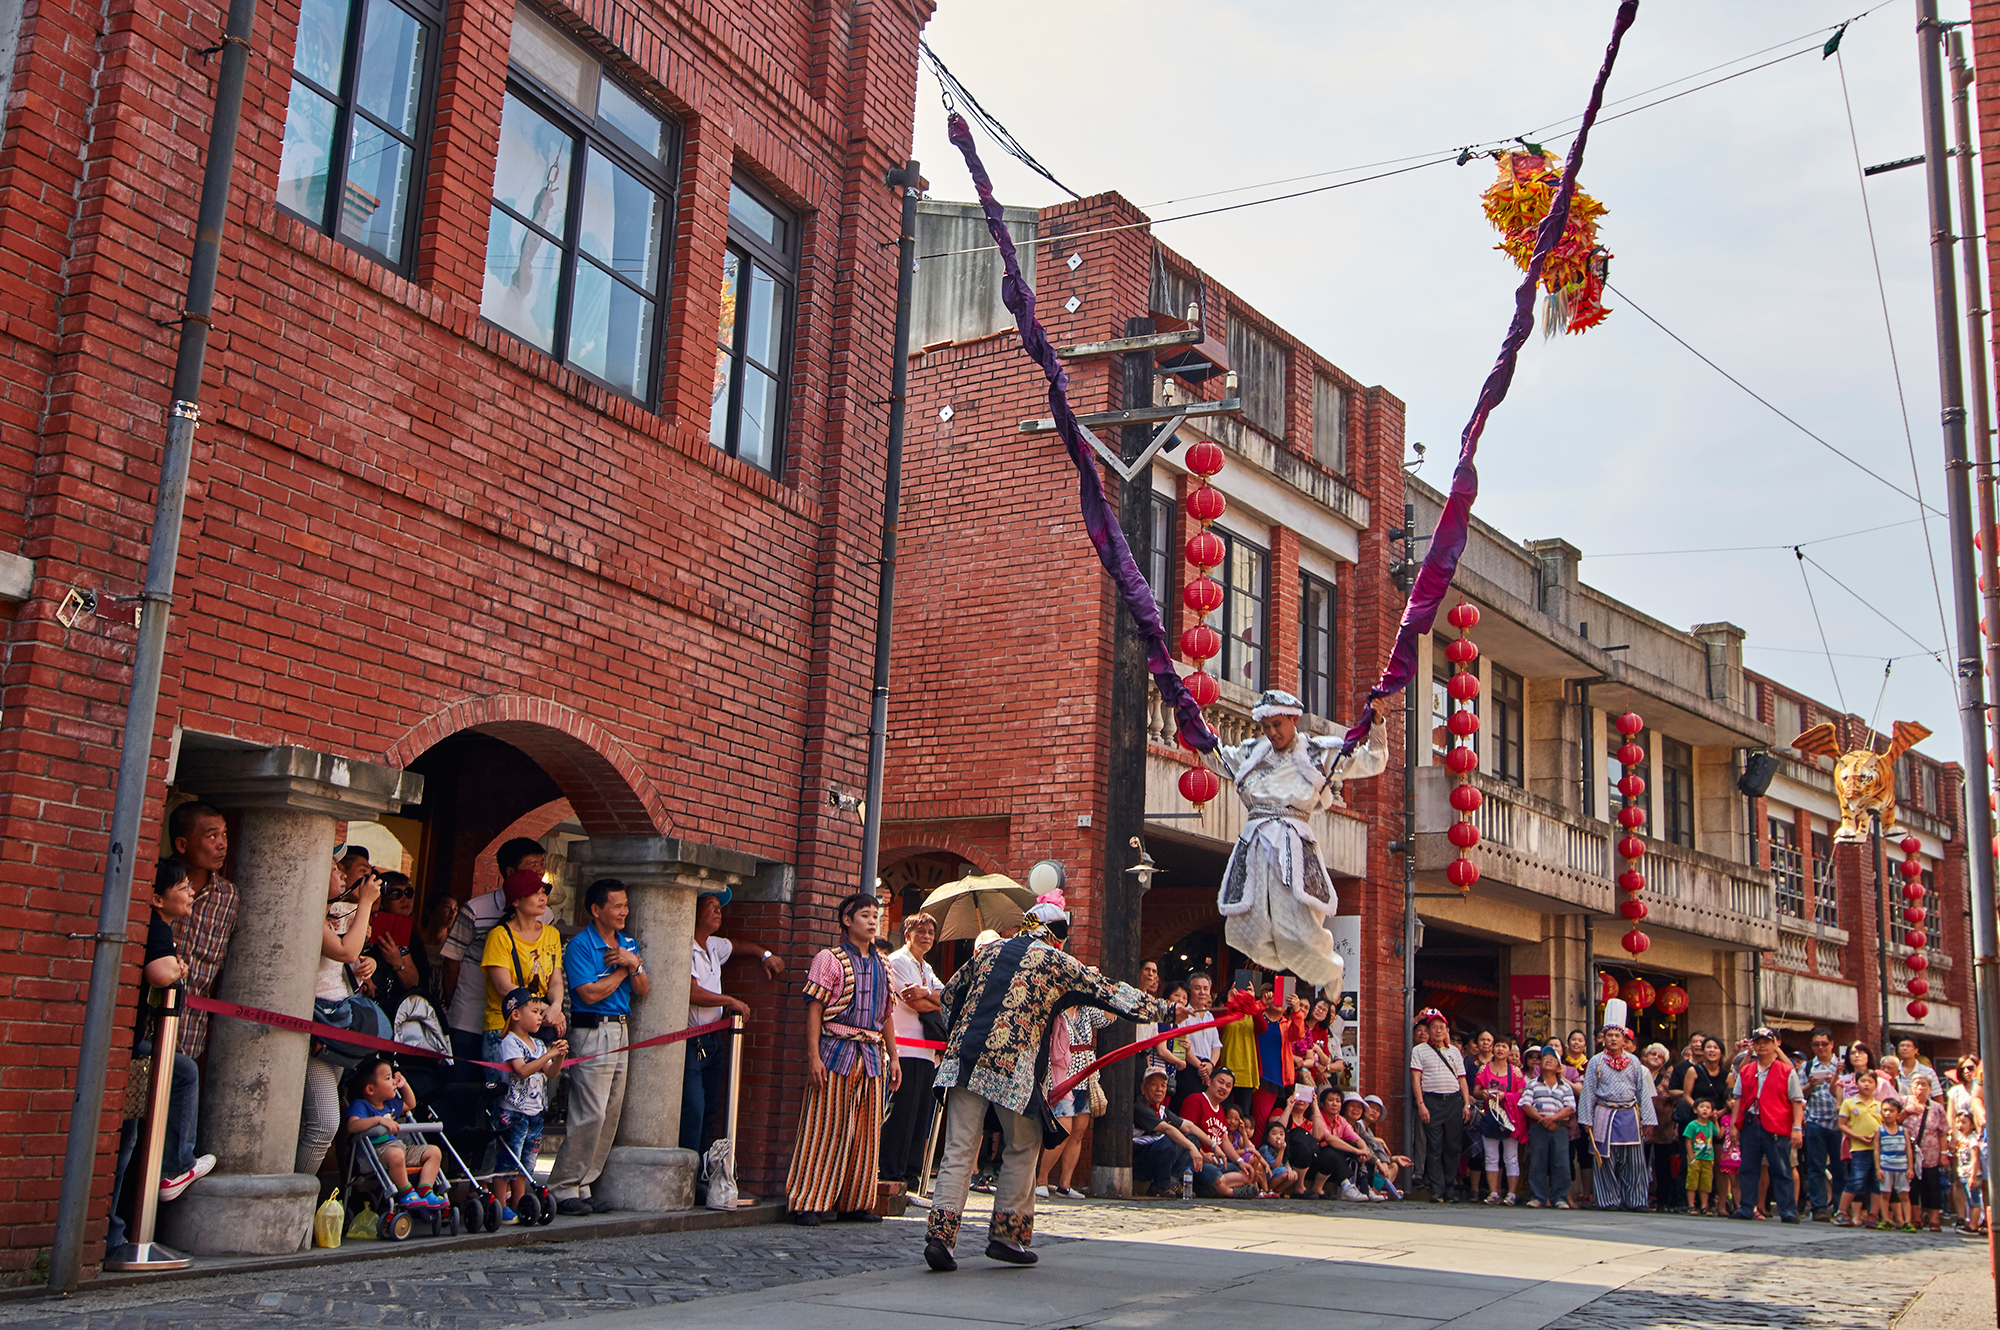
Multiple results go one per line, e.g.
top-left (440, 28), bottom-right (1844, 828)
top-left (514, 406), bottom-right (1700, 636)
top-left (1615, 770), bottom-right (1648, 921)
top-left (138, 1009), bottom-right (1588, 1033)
top-left (919, 872), bottom-right (1036, 942)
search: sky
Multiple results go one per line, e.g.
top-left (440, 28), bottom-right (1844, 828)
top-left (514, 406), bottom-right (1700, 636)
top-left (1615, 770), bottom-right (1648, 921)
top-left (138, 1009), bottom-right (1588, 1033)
top-left (909, 0), bottom-right (1986, 766)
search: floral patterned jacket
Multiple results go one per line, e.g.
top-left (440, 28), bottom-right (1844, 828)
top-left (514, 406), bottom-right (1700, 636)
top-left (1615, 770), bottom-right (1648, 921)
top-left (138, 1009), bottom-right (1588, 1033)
top-left (935, 934), bottom-right (1170, 1115)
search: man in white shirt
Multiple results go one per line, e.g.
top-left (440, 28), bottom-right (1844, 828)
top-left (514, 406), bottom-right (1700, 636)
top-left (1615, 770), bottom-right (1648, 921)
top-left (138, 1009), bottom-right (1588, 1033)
top-left (440, 837), bottom-right (547, 1076)
top-left (1176, 973), bottom-right (1222, 1101)
top-left (879, 911), bottom-right (946, 1201)
top-left (1408, 1008), bottom-right (1470, 1202)
top-left (682, 887), bottom-right (784, 1157)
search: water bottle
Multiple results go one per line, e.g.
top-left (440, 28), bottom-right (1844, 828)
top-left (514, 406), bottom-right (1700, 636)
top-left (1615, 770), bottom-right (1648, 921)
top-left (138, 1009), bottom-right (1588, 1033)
top-left (1181, 1167), bottom-right (1193, 1201)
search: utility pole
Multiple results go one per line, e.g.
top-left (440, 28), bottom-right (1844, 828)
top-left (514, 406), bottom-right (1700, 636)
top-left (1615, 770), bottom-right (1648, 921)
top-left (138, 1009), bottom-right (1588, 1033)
top-left (1093, 315), bottom-right (1156, 1200)
top-left (47, 0), bottom-right (258, 1290)
top-left (1394, 509), bottom-right (1419, 1156)
top-left (857, 161), bottom-right (922, 900)
top-left (1915, 7), bottom-right (2000, 1316)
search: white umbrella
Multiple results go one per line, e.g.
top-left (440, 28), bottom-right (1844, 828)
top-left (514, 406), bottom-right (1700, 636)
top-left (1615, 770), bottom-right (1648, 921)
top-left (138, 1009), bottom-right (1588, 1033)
top-left (919, 872), bottom-right (1036, 942)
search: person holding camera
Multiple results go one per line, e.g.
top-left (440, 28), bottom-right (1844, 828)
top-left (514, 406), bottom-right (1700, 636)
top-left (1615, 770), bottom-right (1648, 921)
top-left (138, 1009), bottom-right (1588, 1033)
top-left (363, 871), bottom-right (428, 1011)
top-left (297, 847), bottom-right (381, 1177)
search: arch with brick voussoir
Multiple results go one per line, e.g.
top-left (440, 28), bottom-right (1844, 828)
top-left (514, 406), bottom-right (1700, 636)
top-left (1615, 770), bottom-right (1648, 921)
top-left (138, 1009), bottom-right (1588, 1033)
top-left (879, 831), bottom-right (1008, 878)
top-left (384, 694), bottom-right (670, 849)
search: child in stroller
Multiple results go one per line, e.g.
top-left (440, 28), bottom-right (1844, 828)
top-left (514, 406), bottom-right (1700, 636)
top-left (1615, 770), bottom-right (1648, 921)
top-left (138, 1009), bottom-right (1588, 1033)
top-left (346, 1054), bottom-right (450, 1218)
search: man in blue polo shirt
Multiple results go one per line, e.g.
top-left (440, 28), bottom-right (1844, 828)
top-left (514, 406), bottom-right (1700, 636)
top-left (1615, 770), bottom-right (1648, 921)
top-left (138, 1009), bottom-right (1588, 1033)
top-left (549, 877), bottom-right (648, 1216)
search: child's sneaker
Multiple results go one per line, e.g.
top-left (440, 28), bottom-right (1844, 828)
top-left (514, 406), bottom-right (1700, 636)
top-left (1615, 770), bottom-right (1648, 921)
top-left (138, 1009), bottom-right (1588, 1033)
top-left (498, 1206), bottom-right (520, 1225)
top-left (426, 1187), bottom-right (450, 1210)
top-left (397, 1189), bottom-right (427, 1211)
top-left (1901, 1222), bottom-right (1919, 1232)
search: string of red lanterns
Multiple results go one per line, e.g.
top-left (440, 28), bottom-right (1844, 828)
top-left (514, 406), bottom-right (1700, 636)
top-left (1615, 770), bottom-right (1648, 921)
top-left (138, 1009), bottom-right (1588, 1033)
top-left (1613, 710), bottom-right (1650, 957)
top-left (1898, 834), bottom-right (1931, 1022)
top-left (1443, 602), bottom-right (1482, 895)
top-left (1176, 440), bottom-right (1227, 810)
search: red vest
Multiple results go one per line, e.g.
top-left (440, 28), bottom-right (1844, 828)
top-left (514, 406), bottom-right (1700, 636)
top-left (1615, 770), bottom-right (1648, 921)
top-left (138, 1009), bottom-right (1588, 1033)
top-left (1735, 1059), bottom-right (1794, 1132)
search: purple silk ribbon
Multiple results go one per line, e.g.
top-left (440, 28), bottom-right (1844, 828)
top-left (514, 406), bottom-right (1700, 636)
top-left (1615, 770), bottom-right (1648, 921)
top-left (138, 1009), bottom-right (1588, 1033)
top-left (946, 113), bottom-right (1219, 753)
top-left (1340, 0), bottom-right (1640, 759)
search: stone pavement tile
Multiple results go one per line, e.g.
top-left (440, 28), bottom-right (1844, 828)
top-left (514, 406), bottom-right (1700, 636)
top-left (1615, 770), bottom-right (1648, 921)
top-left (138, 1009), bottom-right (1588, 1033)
top-left (1232, 1268), bottom-right (1519, 1318)
top-left (1897, 1256), bottom-right (1997, 1330)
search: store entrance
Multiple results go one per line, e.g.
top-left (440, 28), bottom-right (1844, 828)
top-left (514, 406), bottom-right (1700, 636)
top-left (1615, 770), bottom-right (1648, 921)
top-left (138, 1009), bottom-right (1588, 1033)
top-left (1414, 924), bottom-right (1503, 1038)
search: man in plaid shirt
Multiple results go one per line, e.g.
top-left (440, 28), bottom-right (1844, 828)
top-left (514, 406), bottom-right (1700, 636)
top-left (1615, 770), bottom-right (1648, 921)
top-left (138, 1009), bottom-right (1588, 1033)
top-left (166, 801), bottom-right (237, 1060)
top-left (1801, 1027), bottom-right (1843, 1220)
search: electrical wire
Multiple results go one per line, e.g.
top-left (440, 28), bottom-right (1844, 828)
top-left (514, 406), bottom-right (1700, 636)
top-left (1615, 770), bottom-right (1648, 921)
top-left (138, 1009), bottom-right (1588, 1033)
top-left (1606, 282), bottom-right (1946, 516)
top-left (1797, 550), bottom-right (1948, 664)
top-left (1795, 549), bottom-right (1851, 712)
top-left (920, 39), bottom-right (1081, 200)
top-left (1591, 517), bottom-right (1924, 557)
top-left (1833, 47), bottom-right (1957, 686)
top-left (1744, 643), bottom-right (1939, 662)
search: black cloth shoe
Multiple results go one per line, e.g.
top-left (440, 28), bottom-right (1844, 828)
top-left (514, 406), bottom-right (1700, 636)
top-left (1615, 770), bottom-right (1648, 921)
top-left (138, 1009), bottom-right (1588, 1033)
top-left (984, 1241), bottom-right (1037, 1265)
top-left (1781, 1214), bottom-right (1801, 1224)
top-left (590, 1197), bottom-right (614, 1214)
top-left (924, 1240), bottom-right (957, 1272)
top-left (791, 1210), bottom-right (822, 1227)
top-left (838, 1209), bottom-right (883, 1223)
top-left (555, 1197), bottom-right (593, 1217)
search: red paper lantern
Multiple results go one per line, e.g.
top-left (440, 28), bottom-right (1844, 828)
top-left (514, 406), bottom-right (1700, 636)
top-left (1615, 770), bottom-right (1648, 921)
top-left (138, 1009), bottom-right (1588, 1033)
top-left (1445, 638), bottom-right (1480, 665)
top-left (1616, 711), bottom-right (1645, 736)
top-left (1448, 821), bottom-right (1481, 849)
top-left (1618, 870), bottom-right (1646, 893)
top-left (1616, 742), bottom-right (1645, 769)
top-left (1622, 978), bottom-right (1656, 1011)
top-left (1900, 836), bottom-right (1922, 856)
top-left (1899, 858), bottom-right (1924, 879)
top-left (1908, 976), bottom-right (1931, 997)
top-left (1178, 766), bottom-right (1221, 806)
top-left (1184, 530), bottom-right (1225, 570)
top-left (1445, 746), bottom-right (1478, 774)
top-left (1906, 952), bottom-right (1930, 971)
top-left (1185, 439), bottom-right (1225, 477)
top-left (1183, 670), bottom-right (1220, 707)
top-left (1186, 485), bottom-right (1227, 523)
top-left (1656, 984), bottom-right (1689, 1016)
top-left (1907, 1000), bottom-right (1930, 1021)
top-left (1448, 709), bottom-right (1480, 737)
top-left (1183, 576), bottom-right (1223, 615)
top-left (1181, 624), bottom-right (1221, 662)
top-left (1902, 882), bottom-right (1926, 902)
top-left (1446, 858), bottom-right (1481, 888)
top-left (1903, 906), bottom-right (1927, 925)
top-left (1447, 602), bottom-right (1481, 630)
top-left (1904, 929), bottom-right (1929, 950)
top-left (1619, 898), bottom-right (1649, 920)
top-left (1448, 672), bottom-right (1481, 701)
top-left (1449, 784), bottom-right (1483, 812)
top-left (1618, 805), bottom-right (1647, 829)
top-left (1617, 774), bottom-right (1646, 799)
top-left (1599, 972), bottom-right (1621, 1004)
top-left (1622, 928), bottom-right (1651, 955)
top-left (1617, 835), bottom-right (1647, 861)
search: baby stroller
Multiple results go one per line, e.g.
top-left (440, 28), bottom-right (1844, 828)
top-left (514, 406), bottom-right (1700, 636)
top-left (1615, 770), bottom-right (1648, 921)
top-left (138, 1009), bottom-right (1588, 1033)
top-left (342, 1116), bottom-right (462, 1241)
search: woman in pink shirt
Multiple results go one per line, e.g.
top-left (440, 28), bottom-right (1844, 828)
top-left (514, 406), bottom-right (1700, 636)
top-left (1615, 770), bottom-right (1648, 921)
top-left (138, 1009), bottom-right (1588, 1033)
top-left (1474, 1037), bottom-right (1527, 1204)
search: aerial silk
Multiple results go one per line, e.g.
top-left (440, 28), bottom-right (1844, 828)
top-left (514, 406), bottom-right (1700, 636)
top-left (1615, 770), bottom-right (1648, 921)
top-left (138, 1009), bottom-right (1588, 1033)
top-left (1338, 0), bottom-right (1639, 759)
top-left (946, 114), bottom-right (1219, 754)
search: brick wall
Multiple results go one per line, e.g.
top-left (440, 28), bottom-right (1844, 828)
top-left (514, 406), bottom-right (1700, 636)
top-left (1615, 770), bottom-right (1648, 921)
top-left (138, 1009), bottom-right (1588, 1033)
top-left (0, 0), bottom-right (931, 1266)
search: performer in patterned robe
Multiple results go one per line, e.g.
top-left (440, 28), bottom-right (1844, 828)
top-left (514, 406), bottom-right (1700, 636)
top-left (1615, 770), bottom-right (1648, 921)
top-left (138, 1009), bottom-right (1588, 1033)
top-left (1204, 689), bottom-right (1387, 989)
top-left (922, 896), bottom-right (1174, 1272)
top-left (1576, 1024), bottom-right (1654, 1211)
top-left (785, 893), bottom-right (899, 1225)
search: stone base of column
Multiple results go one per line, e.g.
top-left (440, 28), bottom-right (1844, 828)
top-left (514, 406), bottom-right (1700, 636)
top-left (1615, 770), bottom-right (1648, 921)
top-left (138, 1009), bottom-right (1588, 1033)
top-left (591, 1146), bottom-right (697, 1212)
top-left (1090, 1165), bottom-right (1133, 1199)
top-left (158, 1172), bottom-right (320, 1255)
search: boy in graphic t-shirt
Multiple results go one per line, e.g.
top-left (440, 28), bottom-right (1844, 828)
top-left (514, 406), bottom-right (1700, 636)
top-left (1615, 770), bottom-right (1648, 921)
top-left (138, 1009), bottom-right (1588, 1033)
top-left (1838, 1068), bottom-right (1885, 1228)
top-left (1876, 1099), bottom-right (1912, 1231)
top-left (1682, 1099), bottom-right (1720, 1215)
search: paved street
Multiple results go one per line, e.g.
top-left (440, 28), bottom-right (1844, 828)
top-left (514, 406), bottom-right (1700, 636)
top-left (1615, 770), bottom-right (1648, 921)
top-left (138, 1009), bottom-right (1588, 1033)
top-left (3, 1199), bottom-right (1986, 1330)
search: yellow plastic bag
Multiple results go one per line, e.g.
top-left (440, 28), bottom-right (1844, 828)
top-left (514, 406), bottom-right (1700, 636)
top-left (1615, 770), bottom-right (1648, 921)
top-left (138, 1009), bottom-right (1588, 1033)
top-left (313, 1189), bottom-right (345, 1249)
top-left (345, 1201), bottom-right (379, 1239)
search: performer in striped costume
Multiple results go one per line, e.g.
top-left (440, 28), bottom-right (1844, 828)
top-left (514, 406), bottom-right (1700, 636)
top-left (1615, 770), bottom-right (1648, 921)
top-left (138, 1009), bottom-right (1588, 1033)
top-left (785, 893), bottom-right (899, 1225)
top-left (1576, 1024), bottom-right (1654, 1211)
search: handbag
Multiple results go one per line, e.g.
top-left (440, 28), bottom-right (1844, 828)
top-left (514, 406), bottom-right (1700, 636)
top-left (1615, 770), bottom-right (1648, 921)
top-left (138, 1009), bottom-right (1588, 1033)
top-left (1033, 1092), bottom-right (1071, 1150)
top-left (918, 1008), bottom-right (950, 1045)
top-left (313, 992), bottom-right (394, 1070)
top-left (1476, 1070), bottom-right (1516, 1139)
top-left (1087, 1073), bottom-right (1108, 1118)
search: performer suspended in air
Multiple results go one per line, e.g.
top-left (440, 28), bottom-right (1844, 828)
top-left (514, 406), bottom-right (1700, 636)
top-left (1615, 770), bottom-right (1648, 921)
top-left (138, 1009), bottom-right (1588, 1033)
top-left (1204, 688), bottom-right (1387, 991)
top-left (921, 878), bottom-right (1177, 1272)
top-left (1577, 1021), bottom-right (1655, 1211)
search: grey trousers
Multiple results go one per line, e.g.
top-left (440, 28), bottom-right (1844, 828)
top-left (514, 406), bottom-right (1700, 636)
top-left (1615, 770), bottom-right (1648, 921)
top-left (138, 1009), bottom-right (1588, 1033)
top-left (548, 1022), bottom-right (629, 1199)
top-left (924, 1087), bottom-right (1038, 1252)
top-left (1593, 1142), bottom-right (1650, 1210)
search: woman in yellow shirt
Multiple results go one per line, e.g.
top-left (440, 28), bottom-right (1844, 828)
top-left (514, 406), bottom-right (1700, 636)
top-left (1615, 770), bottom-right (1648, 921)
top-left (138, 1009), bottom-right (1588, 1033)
top-left (481, 869), bottom-right (567, 1060)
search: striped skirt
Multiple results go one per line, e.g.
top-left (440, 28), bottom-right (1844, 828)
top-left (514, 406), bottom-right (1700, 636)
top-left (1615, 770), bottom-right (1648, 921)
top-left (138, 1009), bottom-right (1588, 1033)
top-left (784, 1064), bottom-right (883, 1214)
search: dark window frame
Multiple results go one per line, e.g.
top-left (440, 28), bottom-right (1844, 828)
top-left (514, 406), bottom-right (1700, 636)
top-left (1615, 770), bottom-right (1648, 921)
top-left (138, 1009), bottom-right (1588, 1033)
top-left (1431, 635), bottom-right (1476, 765)
top-left (1298, 570), bottom-right (1336, 719)
top-left (484, 52), bottom-right (681, 407)
top-left (711, 172), bottom-right (800, 475)
top-left (1770, 816), bottom-right (1805, 920)
top-left (275, 0), bottom-right (445, 271)
top-left (1661, 736), bottom-right (1695, 848)
top-left (1213, 530), bottom-right (1269, 692)
top-left (1810, 829), bottom-right (1836, 928)
top-left (1490, 665), bottom-right (1523, 787)
top-left (1146, 492), bottom-right (1177, 621)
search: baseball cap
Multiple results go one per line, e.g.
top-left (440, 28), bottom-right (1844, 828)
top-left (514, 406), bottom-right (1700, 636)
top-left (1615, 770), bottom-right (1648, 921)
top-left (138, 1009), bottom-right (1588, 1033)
top-left (1363, 1094), bottom-right (1385, 1108)
top-left (502, 986), bottom-right (543, 1016)
top-left (502, 868), bottom-right (547, 902)
top-left (1750, 1026), bottom-right (1778, 1041)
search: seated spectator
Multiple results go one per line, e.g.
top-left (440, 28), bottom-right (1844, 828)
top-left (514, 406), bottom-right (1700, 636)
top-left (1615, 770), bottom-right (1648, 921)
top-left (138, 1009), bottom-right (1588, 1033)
top-left (1177, 1069), bottom-right (1255, 1196)
top-left (1134, 1070), bottom-right (1214, 1197)
top-left (1339, 1093), bottom-right (1398, 1200)
top-left (1223, 1106), bottom-right (1271, 1193)
top-left (107, 860), bottom-right (216, 1253)
top-left (1354, 1094), bottom-right (1409, 1198)
top-left (344, 1054), bottom-right (446, 1212)
top-left (1260, 1121), bottom-right (1304, 1197)
top-left (1281, 1085), bottom-right (1367, 1200)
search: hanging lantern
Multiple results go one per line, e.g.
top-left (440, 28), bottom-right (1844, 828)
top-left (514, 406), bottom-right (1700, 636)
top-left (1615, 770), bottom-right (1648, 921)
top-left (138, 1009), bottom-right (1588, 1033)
top-left (1619, 898), bottom-right (1649, 920)
top-left (1907, 1000), bottom-right (1931, 1021)
top-left (1180, 445), bottom-right (1226, 815)
top-left (1622, 977), bottom-right (1656, 1011)
top-left (1622, 927), bottom-right (1651, 956)
top-left (1908, 976), bottom-right (1931, 997)
top-left (1442, 601), bottom-right (1481, 897)
top-left (1184, 529), bottom-right (1225, 570)
top-left (1614, 712), bottom-right (1647, 957)
top-left (1181, 623), bottom-right (1221, 663)
top-left (1656, 983), bottom-right (1689, 1017)
top-left (1178, 765), bottom-right (1221, 809)
top-left (1185, 439), bottom-right (1225, 477)
top-left (1185, 485), bottom-right (1226, 524)
top-left (1183, 670), bottom-right (1220, 708)
top-left (1599, 971), bottom-right (1621, 1004)
top-left (1899, 837), bottom-right (1930, 1006)
top-left (1183, 576), bottom-right (1224, 616)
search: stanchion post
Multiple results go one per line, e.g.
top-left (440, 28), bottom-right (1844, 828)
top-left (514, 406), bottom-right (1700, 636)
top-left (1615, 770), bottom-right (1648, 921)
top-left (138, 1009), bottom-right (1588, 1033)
top-left (726, 1014), bottom-right (747, 1205)
top-left (104, 990), bottom-right (190, 1271)
top-left (917, 1096), bottom-right (943, 1198)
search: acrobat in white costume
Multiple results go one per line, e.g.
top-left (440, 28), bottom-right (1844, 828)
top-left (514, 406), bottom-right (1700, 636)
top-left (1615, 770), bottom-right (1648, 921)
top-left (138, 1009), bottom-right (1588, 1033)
top-left (1203, 689), bottom-right (1388, 991)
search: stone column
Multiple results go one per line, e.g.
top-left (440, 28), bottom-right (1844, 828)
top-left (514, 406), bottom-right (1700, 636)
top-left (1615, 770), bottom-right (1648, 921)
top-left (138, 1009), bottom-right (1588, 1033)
top-left (571, 835), bottom-right (752, 1212)
top-left (159, 745), bottom-right (422, 1255)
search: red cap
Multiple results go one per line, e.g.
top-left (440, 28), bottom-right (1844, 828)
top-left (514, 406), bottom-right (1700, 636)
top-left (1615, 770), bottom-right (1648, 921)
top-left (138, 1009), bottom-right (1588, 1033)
top-left (503, 868), bottom-right (546, 902)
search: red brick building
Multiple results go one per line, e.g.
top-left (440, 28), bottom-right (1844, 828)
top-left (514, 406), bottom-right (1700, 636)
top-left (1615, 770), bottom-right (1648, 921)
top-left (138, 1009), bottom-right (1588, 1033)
top-left (0, 0), bottom-right (929, 1267)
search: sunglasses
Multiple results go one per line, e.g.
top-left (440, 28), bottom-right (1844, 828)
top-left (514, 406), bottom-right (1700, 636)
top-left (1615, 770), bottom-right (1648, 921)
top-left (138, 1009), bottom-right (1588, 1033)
top-left (384, 886), bottom-right (414, 900)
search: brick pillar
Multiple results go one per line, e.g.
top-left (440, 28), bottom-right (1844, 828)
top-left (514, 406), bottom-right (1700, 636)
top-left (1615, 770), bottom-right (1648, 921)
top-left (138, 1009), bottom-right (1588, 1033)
top-left (1270, 528), bottom-right (1300, 702)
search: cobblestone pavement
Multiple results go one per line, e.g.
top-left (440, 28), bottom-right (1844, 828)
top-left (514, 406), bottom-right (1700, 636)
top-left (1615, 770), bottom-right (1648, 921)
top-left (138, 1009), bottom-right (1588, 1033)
top-left (0, 1199), bottom-right (1980, 1329)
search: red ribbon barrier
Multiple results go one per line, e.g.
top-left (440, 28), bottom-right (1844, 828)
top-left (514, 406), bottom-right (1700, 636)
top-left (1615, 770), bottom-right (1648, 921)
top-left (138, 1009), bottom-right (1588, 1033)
top-left (184, 994), bottom-right (731, 1069)
top-left (1047, 1011), bottom-right (1249, 1105)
